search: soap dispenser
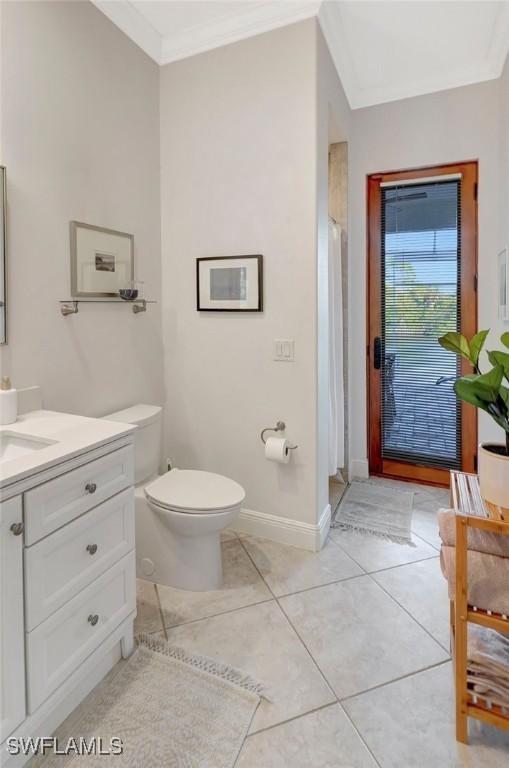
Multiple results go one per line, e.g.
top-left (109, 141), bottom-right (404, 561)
top-left (0, 377), bottom-right (18, 425)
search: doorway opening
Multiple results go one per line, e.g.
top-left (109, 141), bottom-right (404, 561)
top-left (367, 162), bottom-right (478, 486)
top-left (329, 141), bottom-right (349, 513)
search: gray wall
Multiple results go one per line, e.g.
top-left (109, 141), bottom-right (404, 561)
top-left (1, 0), bottom-right (164, 416)
top-left (159, 20), bottom-right (321, 526)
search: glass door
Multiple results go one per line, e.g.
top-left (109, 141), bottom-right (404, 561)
top-left (367, 163), bottom-right (478, 485)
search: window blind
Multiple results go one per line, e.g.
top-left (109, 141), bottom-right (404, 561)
top-left (380, 180), bottom-right (462, 470)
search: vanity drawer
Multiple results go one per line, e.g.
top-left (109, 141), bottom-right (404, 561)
top-left (26, 551), bottom-right (135, 713)
top-left (24, 446), bottom-right (134, 544)
top-left (25, 488), bottom-right (134, 631)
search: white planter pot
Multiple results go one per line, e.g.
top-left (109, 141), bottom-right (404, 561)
top-left (478, 442), bottom-right (509, 509)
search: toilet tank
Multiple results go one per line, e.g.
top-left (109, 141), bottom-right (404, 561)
top-left (103, 404), bottom-right (162, 485)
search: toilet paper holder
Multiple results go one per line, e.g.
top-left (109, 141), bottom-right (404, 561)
top-left (260, 421), bottom-right (298, 449)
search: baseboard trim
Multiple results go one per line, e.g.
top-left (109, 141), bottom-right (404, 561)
top-left (350, 458), bottom-right (369, 480)
top-left (233, 504), bottom-right (331, 552)
top-left (317, 503), bottom-right (331, 549)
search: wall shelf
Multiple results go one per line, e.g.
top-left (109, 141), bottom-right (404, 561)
top-left (59, 299), bottom-right (156, 316)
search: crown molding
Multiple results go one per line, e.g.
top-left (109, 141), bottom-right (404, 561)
top-left (92, 1), bottom-right (320, 66)
top-left (350, 63), bottom-right (501, 110)
top-left (93, 0), bottom-right (509, 109)
top-left (318, 0), bottom-right (509, 110)
top-left (91, 1), bottom-right (162, 63)
top-left (160, 1), bottom-right (321, 65)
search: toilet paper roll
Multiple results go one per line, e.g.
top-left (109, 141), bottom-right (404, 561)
top-left (265, 436), bottom-right (291, 464)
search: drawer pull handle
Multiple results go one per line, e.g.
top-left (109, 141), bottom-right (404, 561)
top-left (88, 614), bottom-right (99, 626)
top-left (10, 522), bottom-right (24, 536)
top-left (85, 482), bottom-right (97, 494)
top-left (86, 543), bottom-right (98, 555)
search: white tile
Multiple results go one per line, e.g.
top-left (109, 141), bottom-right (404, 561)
top-left (163, 601), bottom-right (335, 734)
top-left (372, 557), bottom-right (451, 651)
top-left (330, 478), bottom-right (347, 513)
top-left (279, 575), bottom-right (449, 699)
top-left (329, 527), bottom-right (438, 572)
top-left (411, 507), bottom-right (443, 549)
top-left (236, 704), bottom-right (378, 768)
top-left (134, 539), bottom-right (270, 634)
top-left (411, 487), bottom-right (450, 549)
top-left (344, 663), bottom-right (509, 768)
top-left (413, 485), bottom-right (450, 508)
top-left (134, 578), bottom-right (163, 635)
top-left (240, 535), bottom-right (363, 597)
top-left (221, 528), bottom-right (238, 541)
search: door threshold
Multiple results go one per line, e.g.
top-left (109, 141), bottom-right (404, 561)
top-left (371, 463), bottom-right (450, 488)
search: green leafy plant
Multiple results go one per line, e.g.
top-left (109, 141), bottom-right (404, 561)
top-left (438, 330), bottom-right (509, 456)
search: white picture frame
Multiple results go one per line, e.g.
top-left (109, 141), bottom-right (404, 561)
top-left (498, 246), bottom-right (509, 322)
top-left (70, 221), bottom-right (134, 298)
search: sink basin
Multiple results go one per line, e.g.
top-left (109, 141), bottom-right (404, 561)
top-left (0, 432), bottom-right (57, 464)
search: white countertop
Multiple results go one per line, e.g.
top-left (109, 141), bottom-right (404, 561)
top-left (0, 410), bottom-right (134, 489)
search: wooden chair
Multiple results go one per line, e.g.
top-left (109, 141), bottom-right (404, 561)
top-left (450, 471), bottom-right (509, 743)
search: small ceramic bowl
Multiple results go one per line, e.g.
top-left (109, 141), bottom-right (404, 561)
top-left (119, 288), bottom-right (139, 301)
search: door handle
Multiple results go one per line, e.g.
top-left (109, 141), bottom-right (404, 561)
top-left (374, 337), bottom-right (382, 370)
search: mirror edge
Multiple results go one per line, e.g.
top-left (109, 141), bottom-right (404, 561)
top-left (0, 165), bottom-right (6, 346)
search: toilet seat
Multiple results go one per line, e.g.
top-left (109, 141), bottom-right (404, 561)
top-left (145, 469), bottom-right (245, 514)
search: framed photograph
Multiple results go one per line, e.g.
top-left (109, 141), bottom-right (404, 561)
top-left (196, 255), bottom-right (263, 311)
top-left (498, 246), bottom-right (509, 322)
top-left (70, 221), bottom-right (134, 298)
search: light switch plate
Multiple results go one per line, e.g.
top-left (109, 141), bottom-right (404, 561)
top-left (273, 339), bottom-right (295, 361)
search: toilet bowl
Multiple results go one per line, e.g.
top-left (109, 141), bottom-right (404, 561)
top-left (142, 469), bottom-right (244, 590)
top-left (104, 404), bottom-right (245, 591)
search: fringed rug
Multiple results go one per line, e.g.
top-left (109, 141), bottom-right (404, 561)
top-left (32, 635), bottom-right (264, 767)
top-left (331, 480), bottom-right (415, 545)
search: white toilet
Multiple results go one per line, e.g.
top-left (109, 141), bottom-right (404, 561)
top-left (104, 404), bottom-right (245, 591)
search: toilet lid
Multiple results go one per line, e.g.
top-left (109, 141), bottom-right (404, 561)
top-left (145, 469), bottom-right (245, 513)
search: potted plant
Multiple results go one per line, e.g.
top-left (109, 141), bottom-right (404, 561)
top-left (438, 330), bottom-right (509, 508)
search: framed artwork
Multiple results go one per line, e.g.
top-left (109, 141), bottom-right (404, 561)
top-left (196, 255), bottom-right (263, 311)
top-left (498, 246), bottom-right (508, 322)
top-left (70, 221), bottom-right (134, 298)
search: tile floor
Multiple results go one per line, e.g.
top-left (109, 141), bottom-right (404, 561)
top-left (134, 478), bottom-right (509, 767)
top-left (329, 476), bottom-right (347, 515)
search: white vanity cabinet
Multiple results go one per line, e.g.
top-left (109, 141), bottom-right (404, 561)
top-left (0, 422), bottom-right (136, 767)
top-left (0, 496), bottom-right (26, 744)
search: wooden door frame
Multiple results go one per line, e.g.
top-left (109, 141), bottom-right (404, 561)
top-left (367, 161), bottom-right (478, 486)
